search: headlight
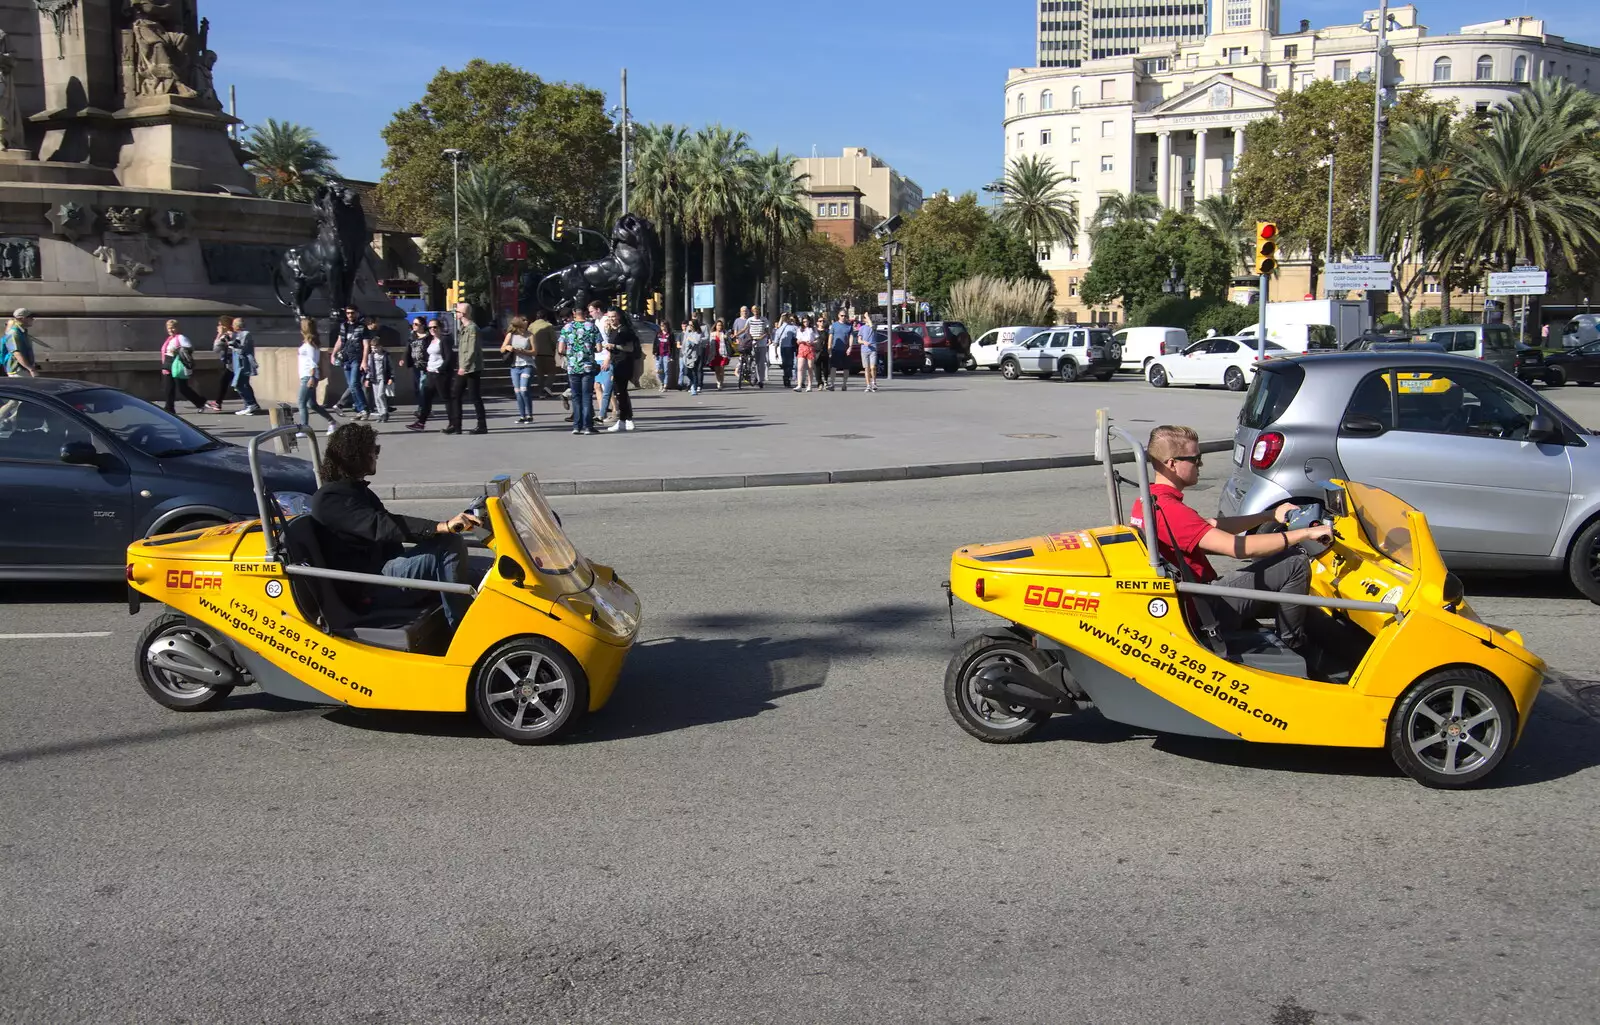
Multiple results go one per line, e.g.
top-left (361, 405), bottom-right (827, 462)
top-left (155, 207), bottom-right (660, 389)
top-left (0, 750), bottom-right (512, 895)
top-left (275, 492), bottom-right (312, 518)
top-left (558, 579), bottom-right (640, 637)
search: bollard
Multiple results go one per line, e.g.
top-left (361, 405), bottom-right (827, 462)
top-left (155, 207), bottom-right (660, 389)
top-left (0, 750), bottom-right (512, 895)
top-left (268, 403), bottom-right (298, 455)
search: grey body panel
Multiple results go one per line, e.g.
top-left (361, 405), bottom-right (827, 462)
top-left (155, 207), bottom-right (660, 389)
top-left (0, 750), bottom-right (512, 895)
top-left (1060, 649), bottom-right (1239, 741)
top-left (229, 647), bottom-right (345, 707)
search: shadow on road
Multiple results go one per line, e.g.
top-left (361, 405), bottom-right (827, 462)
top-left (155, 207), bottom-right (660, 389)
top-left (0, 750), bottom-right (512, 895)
top-left (0, 581), bottom-right (128, 606)
top-left (1459, 572), bottom-right (1585, 601)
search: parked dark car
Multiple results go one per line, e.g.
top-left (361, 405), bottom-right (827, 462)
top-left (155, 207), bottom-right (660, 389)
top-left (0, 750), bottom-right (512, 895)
top-left (1516, 340), bottom-right (1600, 387)
top-left (840, 327), bottom-right (924, 375)
top-left (901, 321), bottom-right (972, 372)
top-left (0, 378), bottom-right (318, 580)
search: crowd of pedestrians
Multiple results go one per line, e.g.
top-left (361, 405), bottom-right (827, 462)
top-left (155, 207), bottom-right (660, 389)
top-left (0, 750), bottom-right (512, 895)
top-left (667, 305), bottom-right (884, 394)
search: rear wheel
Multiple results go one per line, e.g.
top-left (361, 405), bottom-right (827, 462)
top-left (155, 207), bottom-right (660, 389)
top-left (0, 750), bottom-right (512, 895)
top-left (943, 364), bottom-right (959, 374)
top-left (1148, 364), bottom-right (1169, 388)
top-left (944, 635), bottom-right (1051, 744)
top-left (470, 636), bottom-right (588, 743)
top-left (135, 613), bottom-right (236, 711)
top-left (1566, 517), bottom-right (1600, 603)
top-left (1000, 357), bottom-right (1021, 380)
top-left (1223, 366), bottom-right (1247, 391)
top-left (1094, 371), bottom-right (1115, 382)
top-left (1545, 367), bottom-right (1567, 387)
top-left (1058, 358), bottom-right (1080, 382)
top-left (1388, 669), bottom-right (1517, 787)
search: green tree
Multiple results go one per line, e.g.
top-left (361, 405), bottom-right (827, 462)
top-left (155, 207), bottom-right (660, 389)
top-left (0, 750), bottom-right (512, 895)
top-left (422, 163), bottom-right (547, 316)
top-left (1195, 194), bottom-right (1253, 274)
top-left (244, 119), bottom-right (337, 202)
top-left (632, 123), bottom-right (692, 325)
top-left (1379, 109), bottom-right (1458, 326)
top-left (969, 223), bottom-right (1051, 290)
top-left (1087, 190), bottom-right (1160, 243)
top-left (379, 60), bottom-right (617, 236)
top-left (1080, 212), bottom-right (1231, 311)
top-left (891, 192), bottom-right (994, 308)
top-left (744, 148), bottom-right (813, 319)
top-left (684, 125), bottom-right (754, 321)
top-left (995, 154), bottom-right (1079, 250)
top-left (781, 231), bottom-right (850, 311)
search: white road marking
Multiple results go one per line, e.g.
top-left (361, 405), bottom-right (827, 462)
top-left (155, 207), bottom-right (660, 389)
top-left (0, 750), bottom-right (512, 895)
top-left (0, 632), bottom-right (113, 640)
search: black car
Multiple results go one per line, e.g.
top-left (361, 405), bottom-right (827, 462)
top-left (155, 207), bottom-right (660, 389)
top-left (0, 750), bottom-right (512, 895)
top-left (1516, 340), bottom-right (1600, 387)
top-left (0, 378), bottom-right (318, 580)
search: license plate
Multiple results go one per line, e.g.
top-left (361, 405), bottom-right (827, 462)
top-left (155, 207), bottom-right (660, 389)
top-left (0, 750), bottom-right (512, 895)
top-left (1232, 442), bottom-right (1244, 465)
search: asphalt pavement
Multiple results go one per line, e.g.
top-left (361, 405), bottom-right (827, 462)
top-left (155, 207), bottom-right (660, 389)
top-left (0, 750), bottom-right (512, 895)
top-left (3, 465), bottom-right (1600, 1024)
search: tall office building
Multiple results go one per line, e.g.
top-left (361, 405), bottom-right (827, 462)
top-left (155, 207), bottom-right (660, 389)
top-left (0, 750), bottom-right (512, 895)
top-left (1037, 0), bottom-right (1213, 68)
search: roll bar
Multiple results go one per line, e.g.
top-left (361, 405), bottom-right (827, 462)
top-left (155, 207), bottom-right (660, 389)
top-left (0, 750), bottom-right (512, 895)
top-left (282, 562), bottom-right (477, 597)
top-left (248, 425), bottom-right (323, 563)
top-left (1093, 409), bottom-right (1399, 617)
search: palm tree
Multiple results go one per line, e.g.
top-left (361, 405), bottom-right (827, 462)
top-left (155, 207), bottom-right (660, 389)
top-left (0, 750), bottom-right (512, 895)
top-left (684, 125), bottom-right (753, 322)
top-left (1434, 104), bottom-right (1600, 277)
top-left (244, 119), bottom-right (338, 202)
top-left (1087, 189), bottom-right (1162, 243)
top-left (1381, 109), bottom-right (1457, 324)
top-left (994, 154), bottom-right (1079, 258)
top-left (424, 163), bottom-right (547, 318)
top-left (632, 123), bottom-right (692, 325)
top-left (1195, 194), bottom-right (1253, 274)
top-left (744, 148), bottom-right (813, 320)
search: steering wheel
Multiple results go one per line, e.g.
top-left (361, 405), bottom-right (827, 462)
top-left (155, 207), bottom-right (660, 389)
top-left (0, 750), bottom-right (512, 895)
top-left (451, 500), bottom-right (492, 541)
top-left (1284, 502), bottom-right (1332, 558)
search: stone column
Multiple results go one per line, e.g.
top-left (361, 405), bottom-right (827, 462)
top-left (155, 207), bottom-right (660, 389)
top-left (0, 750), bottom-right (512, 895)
top-left (1193, 129), bottom-right (1209, 203)
top-left (1156, 131), bottom-right (1172, 208)
top-left (1233, 127), bottom-right (1246, 162)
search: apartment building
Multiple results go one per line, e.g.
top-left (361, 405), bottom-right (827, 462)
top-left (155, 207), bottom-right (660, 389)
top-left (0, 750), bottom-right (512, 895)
top-left (793, 147), bottom-right (924, 245)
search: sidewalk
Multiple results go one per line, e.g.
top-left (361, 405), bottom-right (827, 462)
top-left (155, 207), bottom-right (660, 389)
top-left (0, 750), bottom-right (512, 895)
top-left (201, 373), bottom-right (1250, 498)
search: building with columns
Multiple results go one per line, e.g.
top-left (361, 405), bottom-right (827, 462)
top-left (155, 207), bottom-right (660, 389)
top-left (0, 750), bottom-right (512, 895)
top-left (1005, 4), bottom-right (1600, 322)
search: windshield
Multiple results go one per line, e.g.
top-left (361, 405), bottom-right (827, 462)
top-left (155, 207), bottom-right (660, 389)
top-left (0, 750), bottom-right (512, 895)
top-left (1089, 330), bottom-right (1113, 346)
top-left (1239, 363), bottom-right (1304, 429)
top-left (63, 388), bottom-right (221, 457)
top-left (1345, 481), bottom-right (1416, 569)
top-left (499, 474), bottom-right (595, 595)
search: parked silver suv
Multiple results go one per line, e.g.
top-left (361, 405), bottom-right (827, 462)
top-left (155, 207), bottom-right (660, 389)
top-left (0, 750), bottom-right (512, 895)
top-left (1218, 351), bottom-right (1600, 601)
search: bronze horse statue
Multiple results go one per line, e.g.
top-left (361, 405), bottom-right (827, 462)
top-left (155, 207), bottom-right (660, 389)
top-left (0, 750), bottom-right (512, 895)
top-left (273, 184), bottom-right (367, 321)
top-left (536, 213), bottom-right (658, 313)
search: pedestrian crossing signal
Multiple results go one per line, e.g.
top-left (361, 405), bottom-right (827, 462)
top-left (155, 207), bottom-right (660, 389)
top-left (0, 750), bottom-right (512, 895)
top-left (553, 216), bottom-right (565, 241)
top-left (1254, 222), bottom-right (1279, 275)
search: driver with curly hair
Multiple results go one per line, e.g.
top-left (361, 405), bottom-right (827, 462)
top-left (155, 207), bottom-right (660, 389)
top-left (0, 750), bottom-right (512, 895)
top-left (310, 423), bottom-right (481, 625)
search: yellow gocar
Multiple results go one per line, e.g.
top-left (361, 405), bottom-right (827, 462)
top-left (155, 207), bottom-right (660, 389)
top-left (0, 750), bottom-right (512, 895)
top-left (943, 414), bottom-right (1546, 788)
top-left (127, 426), bottom-right (640, 743)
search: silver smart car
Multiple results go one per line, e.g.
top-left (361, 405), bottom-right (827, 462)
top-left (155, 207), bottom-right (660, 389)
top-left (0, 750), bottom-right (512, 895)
top-left (1218, 351), bottom-right (1600, 601)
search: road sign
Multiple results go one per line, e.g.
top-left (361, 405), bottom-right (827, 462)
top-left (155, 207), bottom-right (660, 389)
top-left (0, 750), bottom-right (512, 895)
top-left (1325, 261), bottom-right (1392, 291)
top-left (1488, 269), bottom-right (1547, 295)
top-left (1352, 253), bottom-right (1387, 262)
top-left (501, 241), bottom-right (529, 261)
top-left (692, 282), bottom-right (715, 310)
top-left (877, 290), bottom-right (909, 305)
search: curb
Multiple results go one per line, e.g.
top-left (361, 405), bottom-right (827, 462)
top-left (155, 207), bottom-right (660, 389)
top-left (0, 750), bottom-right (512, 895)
top-left (381, 440), bottom-right (1234, 501)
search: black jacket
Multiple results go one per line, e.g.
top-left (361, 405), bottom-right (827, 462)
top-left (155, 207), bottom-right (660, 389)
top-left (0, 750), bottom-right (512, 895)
top-left (310, 479), bottom-right (436, 575)
top-left (332, 321), bottom-right (368, 365)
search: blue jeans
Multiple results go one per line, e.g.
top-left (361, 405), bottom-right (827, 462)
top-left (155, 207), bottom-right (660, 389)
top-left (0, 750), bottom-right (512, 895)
top-left (232, 366), bottom-right (258, 409)
top-left (342, 362), bottom-right (367, 413)
top-left (656, 354), bottom-right (672, 388)
top-left (569, 371), bottom-right (596, 430)
top-left (509, 365), bottom-right (533, 417)
top-left (298, 376), bottom-right (334, 426)
top-left (380, 533), bottom-right (471, 627)
top-left (596, 367), bottom-right (614, 421)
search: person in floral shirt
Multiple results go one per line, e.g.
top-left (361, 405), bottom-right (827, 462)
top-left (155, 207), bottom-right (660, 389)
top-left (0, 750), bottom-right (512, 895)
top-left (558, 306), bottom-right (602, 435)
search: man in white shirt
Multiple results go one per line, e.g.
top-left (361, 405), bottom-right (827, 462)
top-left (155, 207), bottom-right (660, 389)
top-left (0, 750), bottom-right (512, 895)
top-left (744, 308), bottom-right (771, 388)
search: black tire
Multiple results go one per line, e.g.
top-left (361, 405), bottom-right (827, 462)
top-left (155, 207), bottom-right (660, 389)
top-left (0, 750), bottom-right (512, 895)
top-left (1223, 366), bottom-right (1246, 392)
top-left (1095, 371), bottom-right (1115, 382)
top-left (903, 366), bottom-right (920, 375)
top-left (1545, 367), bottom-right (1566, 387)
top-left (944, 634), bottom-right (1051, 744)
top-left (469, 636), bottom-right (589, 743)
top-left (1387, 668), bottom-right (1517, 788)
top-left (1148, 364), bottom-right (1169, 388)
top-left (943, 365), bottom-right (959, 374)
top-left (1000, 357), bottom-right (1021, 380)
top-left (1566, 517), bottom-right (1600, 603)
top-left (1058, 358), bottom-right (1080, 382)
top-left (135, 613), bottom-right (236, 711)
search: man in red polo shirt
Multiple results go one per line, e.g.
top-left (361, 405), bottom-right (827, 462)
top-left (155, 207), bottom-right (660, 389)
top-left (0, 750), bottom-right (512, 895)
top-left (1130, 425), bottom-right (1331, 649)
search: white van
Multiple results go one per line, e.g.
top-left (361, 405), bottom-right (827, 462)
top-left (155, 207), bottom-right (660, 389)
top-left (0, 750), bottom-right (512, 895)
top-left (1113, 327), bottom-right (1188, 372)
top-left (1560, 314), bottom-right (1600, 348)
top-left (969, 325), bottom-right (1048, 370)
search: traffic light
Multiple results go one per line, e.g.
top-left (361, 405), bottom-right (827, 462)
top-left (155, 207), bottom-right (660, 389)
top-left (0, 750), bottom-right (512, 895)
top-left (444, 281), bottom-right (457, 308)
top-left (552, 216), bottom-right (565, 241)
top-left (618, 293), bottom-right (628, 311)
top-left (646, 296), bottom-right (656, 316)
top-left (1254, 222), bottom-right (1279, 275)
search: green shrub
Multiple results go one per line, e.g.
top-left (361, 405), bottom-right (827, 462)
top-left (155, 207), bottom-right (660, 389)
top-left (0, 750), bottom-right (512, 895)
top-left (1127, 296), bottom-right (1210, 330)
top-left (1191, 301), bottom-right (1260, 337)
top-left (947, 276), bottom-right (1056, 340)
top-left (1378, 311), bottom-right (1404, 327)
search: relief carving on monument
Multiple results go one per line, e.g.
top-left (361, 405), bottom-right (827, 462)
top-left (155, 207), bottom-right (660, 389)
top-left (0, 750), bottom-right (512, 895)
top-left (93, 240), bottom-right (156, 285)
top-left (103, 205), bottom-right (149, 233)
top-left (46, 201), bottom-right (93, 240)
top-left (36, 0), bottom-right (83, 61)
top-left (118, 1), bottom-right (221, 108)
top-left (0, 238), bottom-right (42, 280)
top-left (154, 208), bottom-right (189, 244)
top-left (0, 31), bottom-right (24, 151)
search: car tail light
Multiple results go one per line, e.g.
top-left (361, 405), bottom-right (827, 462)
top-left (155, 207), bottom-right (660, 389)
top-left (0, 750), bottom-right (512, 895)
top-left (1250, 431), bottom-right (1285, 470)
top-left (126, 563), bottom-right (135, 581)
top-left (975, 577), bottom-right (986, 599)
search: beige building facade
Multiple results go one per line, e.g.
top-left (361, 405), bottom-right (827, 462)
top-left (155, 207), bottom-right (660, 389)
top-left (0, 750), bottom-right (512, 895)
top-left (1004, 3), bottom-right (1600, 322)
top-left (792, 147), bottom-right (924, 243)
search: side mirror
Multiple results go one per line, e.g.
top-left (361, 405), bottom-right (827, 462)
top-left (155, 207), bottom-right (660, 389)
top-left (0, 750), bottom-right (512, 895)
top-left (59, 441), bottom-right (101, 467)
top-left (496, 555), bottom-right (526, 587)
top-left (1526, 414), bottom-right (1561, 444)
top-left (1442, 572), bottom-right (1465, 609)
top-left (1340, 414), bottom-right (1386, 437)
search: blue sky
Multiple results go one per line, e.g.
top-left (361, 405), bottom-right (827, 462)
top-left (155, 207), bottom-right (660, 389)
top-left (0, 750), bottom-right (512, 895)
top-left (209, 0), bottom-right (1599, 198)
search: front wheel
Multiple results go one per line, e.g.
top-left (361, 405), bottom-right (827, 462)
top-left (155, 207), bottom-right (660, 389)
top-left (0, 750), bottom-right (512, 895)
top-left (470, 637), bottom-right (589, 743)
top-left (1387, 669), bottom-right (1517, 788)
top-left (1058, 358), bottom-right (1080, 382)
top-left (944, 634), bottom-right (1051, 743)
top-left (136, 613), bottom-right (236, 711)
top-left (944, 364), bottom-right (959, 374)
top-left (1000, 357), bottom-right (1021, 380)
top-left (1545, 367), bottom-right (1566, 387)
top-left (1148, 364), bottom-right (1169, 388)
top-left (1223, 366), bottom-right (1246, 391)
top-left (1566, 517), bottom-right (1600, 603)
top-left (1094, 371), bottom-right (1115, 382)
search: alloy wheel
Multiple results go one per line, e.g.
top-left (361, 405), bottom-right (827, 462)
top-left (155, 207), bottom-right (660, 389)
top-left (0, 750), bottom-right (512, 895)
top-left (1403, 683), bottom-right (1504, 778)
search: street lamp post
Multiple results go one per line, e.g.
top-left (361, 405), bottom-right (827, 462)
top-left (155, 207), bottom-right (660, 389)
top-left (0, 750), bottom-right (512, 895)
top-left (1365, 0), bottom-right (1391, 257)
top-left (442, 148), bottom-right (465, 286)
top-left (1324, 151), bottom-right (1336, 297)
top-left (619, 68), bottom-right (630, 216)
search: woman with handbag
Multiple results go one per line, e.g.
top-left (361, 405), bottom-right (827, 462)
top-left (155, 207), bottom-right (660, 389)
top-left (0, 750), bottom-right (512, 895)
top-left (500, 315), bottom-right (536, 423)
top-left (229, 317), bottom-right (263, 415)
top-left (406, 319), bottom-right (453, 432)
top-left (161, 320), bottom-right (205, 415)
top-left (679, 319), bottom-right (704, 396)
top-left (708, 319), bottom-right (729, 390)
top-left (207, 314), bottom-right (235, 411)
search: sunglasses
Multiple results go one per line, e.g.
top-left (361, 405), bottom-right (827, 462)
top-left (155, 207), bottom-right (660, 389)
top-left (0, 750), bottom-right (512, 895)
top-left (374, 445), bottom-right (381, 455)
top-left (1171, 454), bottom-right (1203, 466)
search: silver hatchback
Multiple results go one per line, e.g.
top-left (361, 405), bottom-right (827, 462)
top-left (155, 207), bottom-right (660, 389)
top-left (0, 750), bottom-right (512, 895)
top-left (1218, 351), bottom-right (1600, 601)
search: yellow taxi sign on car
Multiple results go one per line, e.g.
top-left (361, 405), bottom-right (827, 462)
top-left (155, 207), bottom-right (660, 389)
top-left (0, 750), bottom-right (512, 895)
top-left (1391, 371), bottom-right (1456, 394)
